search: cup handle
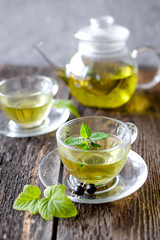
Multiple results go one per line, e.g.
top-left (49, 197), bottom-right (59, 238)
top-left (125, 122), bottom-right (138, 144)
top-left (131, 46), bottom-right (160, 89)
top-left (51, 78), bottom-right (59, 96)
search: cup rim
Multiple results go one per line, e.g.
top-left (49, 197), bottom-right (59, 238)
top-left (0, 75), bottom-right (54, 98)
top-left (56, 116), bottom-right (132, 153)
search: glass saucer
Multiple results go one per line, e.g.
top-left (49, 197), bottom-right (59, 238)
top-left (0, 106), bottom-right (70, 138)
top-left (38, 149), bottom-right (148, 204)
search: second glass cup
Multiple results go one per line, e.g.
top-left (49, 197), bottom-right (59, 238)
top-left (0, 75), bottom-right (58, 129)
top-left (56, 116), bottom-right (138, 187)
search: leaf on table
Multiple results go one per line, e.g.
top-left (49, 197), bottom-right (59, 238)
top-left (38, 185), bottom-right (77, 220)
top-left (43, 185), bottom-right (66, 199)
top-left (13, 185), bottom-right (41, 214)
top-left (53, 99), bottom-right (80, 118)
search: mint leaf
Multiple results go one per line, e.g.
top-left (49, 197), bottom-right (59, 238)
top-left (80, 123), bottom-right (92, 138)
top-left (13, 185), bottom-right (41, 214)
top-left (64, 124), bottom-right (110, 150)
top-left (78, 163), bottom-right (84, 167)
top-left (78, 141), bottom-right (89, 147)
top-left (91, 141), bottom-right (101, 148)
top-left (38, 185), bottom-right (77, 220)
top-left (64, 137), bottom-right (83, 146)
top-left (77, 141), bottom-right (91, 150)
top-left (53, 99), bottom-right (80, 118)
top-left (90, 132), bottom-right (110, 141)
top-left (80, 145), bottom-right (90, 150)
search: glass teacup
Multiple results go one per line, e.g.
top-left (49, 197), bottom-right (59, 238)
top-left (56, 116), bottom-right (138, 187)
top-left (0, 75), bottom-right (58, 129)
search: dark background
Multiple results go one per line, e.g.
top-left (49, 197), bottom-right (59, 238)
top-left (0, 0), bottom-right (159, 67)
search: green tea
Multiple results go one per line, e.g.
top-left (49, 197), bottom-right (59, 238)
top-left (69, 61), bottom-right (137, 108)
top-left (59, 134), bottom-right (129, 185)
top-left (0, 92), bottom-right (52, 126)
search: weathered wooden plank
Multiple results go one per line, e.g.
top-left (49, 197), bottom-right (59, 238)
top-left (56, 69), bottom-right (160, 240)
top-left (0, 134), bottom-right (55, 240)
top-left (0, 65), bottom-right (70, 240)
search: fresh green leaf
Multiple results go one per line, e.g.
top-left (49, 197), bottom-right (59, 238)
top-left (43, 185), bottom-right (66, 199)
top-left (78, 163), bottom-right (84, 167)
top-left (64, 124), bottom-right (110, 150)
top-left (64, 137), bottom-right (83, 146)
top-left (90, 132), bottom-right (110, 141)
top-left (80, 123), bottom-right (92, 138)
top-left (53, 99), bottom-right (80, 118)
top-left (77, 141), bottom-right (89, 147)
top-left (91, 141), bottom-right (101, 148)
top-left (38, 185), bottom-right (77, 220)
top-left (13, 185), bottom-right (41, 214)
top-left (77, 141), bottom-right (91, 150)
top-left (38, 198), bottom-right (52, 221)
top-left (13, 185), bottom-right (78, 220)
top-left (80, 145), bottom-right (91, 150)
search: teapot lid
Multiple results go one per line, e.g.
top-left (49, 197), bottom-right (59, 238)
top-left (75, 16), bottom-right (130, 42)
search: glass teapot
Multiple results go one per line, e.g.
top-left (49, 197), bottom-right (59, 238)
top-left (35, 16), bottom-right (160, 108)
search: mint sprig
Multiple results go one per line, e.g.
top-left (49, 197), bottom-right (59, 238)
top-left (53, 99), bottom-right (80, 118)
top-left (64, 123), bottom-right (110, 150)
top-left (13, 185), bottom-right (77, 220)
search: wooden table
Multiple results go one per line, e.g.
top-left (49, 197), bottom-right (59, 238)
top-left (0, 65), bottom-right (160, 240)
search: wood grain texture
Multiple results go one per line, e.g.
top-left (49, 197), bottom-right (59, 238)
top-left (0, 65), bottom-right (69, 240)
top-left (0, 66), bottom-right (160, 240)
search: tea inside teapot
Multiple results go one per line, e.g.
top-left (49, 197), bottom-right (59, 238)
top-left (68, 54), bottom-right (137, 108)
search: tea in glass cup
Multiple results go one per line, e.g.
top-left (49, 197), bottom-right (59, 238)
top-left (56, 116), bottom-right (137, 186)
top-left (0, 75), bottom-right (58, 129)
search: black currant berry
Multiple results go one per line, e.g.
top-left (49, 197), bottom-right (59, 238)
top-left (74, 186), bottom-right (85, 196)
top-left (77, 182), bottom-right (83, 187)
top-left (86, 184), bottom-right (96, 194)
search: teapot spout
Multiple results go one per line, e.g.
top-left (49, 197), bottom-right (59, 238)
top-left (33, 42), bottom-right (69, 85)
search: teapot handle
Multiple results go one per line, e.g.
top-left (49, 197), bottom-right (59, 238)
top-left (131, 46), bottom-right (160, 89)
